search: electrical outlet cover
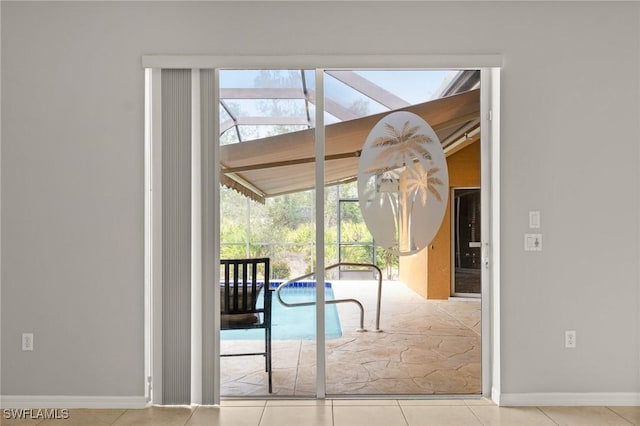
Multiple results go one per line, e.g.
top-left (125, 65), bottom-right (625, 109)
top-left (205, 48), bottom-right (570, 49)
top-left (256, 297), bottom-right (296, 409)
top-left (22, 333), bottom-right (34, 351)
top-left (565, 330), bottom-right (576, 348)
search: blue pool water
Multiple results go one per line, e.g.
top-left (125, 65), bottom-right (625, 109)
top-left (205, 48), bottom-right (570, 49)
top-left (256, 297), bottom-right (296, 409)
top-left (221, 282), bottom-right (343, 340)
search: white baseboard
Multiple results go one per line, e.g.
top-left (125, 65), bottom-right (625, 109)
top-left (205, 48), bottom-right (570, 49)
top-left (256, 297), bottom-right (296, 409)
top-left (498, 392), bottom-right (640, 407)
top-left (0, 395), bottom-right (148, 409)
top-left (3, 393), bottom-right (638, 408)
top-left (491, 386), bottom-right (501, 405)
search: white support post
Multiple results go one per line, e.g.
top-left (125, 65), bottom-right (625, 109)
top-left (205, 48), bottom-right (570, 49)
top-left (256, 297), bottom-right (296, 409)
top-left (314, 69), bottom-right (326, 399)
top-left (144, 69), bottom-right (152, 404)
top-left (480, 67), bottom-right (501, 403)
top-left (212, 69), bottom-right (221, 406)
top-left (489, 67), bottom-right (502, 404)
top-left (149, 68), bottom-right (163, 406)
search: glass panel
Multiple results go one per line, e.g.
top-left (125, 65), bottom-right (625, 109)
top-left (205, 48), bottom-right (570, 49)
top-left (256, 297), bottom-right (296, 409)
top-left (340, 245), bottom-right (373, 264)
top-left (339, 202), bottom-right (372, 244)
top-left (220, 128), bottom-right (239, 146)
top-left (220, 69), bottom-right (305, 89)
top-left (354, 70), bottom-right (454, 103)
top-left (224, 99), bottom-right (308, 119)
top-left (324, 73), bottom-right (388, 118)
top-left (220, 106), bottom-right (232, 122)
top-left (220, 69), bottom-right (312, 143)
top-left (325, 69), bottom-right (482, 397)
top-left (237, 124), bottom-right (309, 142)
top-left (219, 69), bottom-right (316, 397)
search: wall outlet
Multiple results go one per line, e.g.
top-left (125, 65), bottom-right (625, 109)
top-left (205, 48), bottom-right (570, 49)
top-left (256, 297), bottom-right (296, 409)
top-left (565, 330), bottom-right (576, 348)
top-left (22, 333), bottom-right (34, 351)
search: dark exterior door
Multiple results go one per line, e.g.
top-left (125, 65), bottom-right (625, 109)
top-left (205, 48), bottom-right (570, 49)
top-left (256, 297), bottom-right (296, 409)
top-left (453, 188), bottom-right (481, 296)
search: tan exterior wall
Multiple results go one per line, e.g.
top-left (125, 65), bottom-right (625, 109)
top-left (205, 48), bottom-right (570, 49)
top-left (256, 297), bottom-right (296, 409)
top-left (400, 140), bottom-right (480, 299)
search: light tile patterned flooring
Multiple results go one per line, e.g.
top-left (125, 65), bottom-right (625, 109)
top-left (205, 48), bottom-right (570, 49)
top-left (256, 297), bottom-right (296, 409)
top-left (222, 280), bottom-right (482, 396)
top-left (3, 400), bottom-right (639, 425)
top-left (8, 282), bottom-right (638, 425)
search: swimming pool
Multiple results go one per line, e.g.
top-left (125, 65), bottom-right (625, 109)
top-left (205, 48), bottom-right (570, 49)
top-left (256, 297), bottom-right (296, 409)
top-left (221, 282), bottom-right (343, 340)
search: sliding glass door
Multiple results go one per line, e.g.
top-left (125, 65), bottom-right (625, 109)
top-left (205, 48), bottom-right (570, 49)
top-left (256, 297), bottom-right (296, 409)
top-left (322, 70), bottom-right (482, 396)
top-left (218, 69), bottom-right (319, 397)
top-left (217, 68), bottom-right (482, 397)
top-left (144, 60), bottom-right (497, 404)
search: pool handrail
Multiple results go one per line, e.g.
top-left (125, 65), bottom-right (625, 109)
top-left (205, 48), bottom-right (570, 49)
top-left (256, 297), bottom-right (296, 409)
top-left (275, 262), bottom-right (383, 332)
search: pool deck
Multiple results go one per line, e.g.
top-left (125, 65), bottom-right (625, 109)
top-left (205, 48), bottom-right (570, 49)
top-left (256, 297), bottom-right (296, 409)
top-left (221, 280), bottom-right (481, 397)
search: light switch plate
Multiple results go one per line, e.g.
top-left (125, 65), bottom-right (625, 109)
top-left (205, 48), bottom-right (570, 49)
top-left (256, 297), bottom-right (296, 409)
top-left (529, 211), bottom-right (541, 228)
top-left (524, 234), bottom-right (543, 251)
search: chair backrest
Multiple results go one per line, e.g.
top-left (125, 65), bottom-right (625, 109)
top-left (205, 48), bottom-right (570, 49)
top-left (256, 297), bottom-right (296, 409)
top-left (220, 258), bottom-right (270, 315)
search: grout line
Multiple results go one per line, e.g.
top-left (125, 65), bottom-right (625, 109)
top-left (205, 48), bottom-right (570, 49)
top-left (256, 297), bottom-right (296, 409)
top-left (604, 406), bottom-right (635, 425)
top-left (257, 403), bottom-right (267, 426)
top-left (397, 401), bottom-right (411, 426)
top-left (331, 398), bottom-right (335, 426)
top-left (536, 406), bottom-right (560, 426)
top-left (466, 405), bottom-right (485, 425)
top-left (110, 408), bottom-right (128, 425)
top-left (182, 406), bottom-right (197, 425)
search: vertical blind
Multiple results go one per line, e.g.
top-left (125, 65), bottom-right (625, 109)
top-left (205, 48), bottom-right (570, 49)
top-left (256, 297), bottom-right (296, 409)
top-left (162, 69), bottom-right (192, 405)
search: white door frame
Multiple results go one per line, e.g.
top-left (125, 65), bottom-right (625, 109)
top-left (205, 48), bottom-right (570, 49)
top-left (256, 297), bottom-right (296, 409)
top-left (144, 68), bottom-right (163, 404)
top-left (143, 55), bottom-right (502, 405)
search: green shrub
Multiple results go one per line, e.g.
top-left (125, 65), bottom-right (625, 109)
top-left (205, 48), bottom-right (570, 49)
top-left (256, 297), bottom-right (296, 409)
top-left (271, 260), bottom-right (291, 280)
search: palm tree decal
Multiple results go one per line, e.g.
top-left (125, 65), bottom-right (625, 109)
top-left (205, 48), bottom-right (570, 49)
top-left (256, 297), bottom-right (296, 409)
top-left (401, 163), bottom-right (444, 204)
top-left (372, 121), bottom-right (434, 165)
top-left (361, 119), bottom-right (445, 254)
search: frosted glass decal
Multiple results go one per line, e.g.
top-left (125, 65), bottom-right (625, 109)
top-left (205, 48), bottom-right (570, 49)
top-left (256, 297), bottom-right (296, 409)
top-left (358, 111), bottom-right (448, 255)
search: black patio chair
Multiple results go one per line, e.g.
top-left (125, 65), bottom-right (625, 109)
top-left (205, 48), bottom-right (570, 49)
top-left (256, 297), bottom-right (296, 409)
top-left (220, 258), bottom-right (272, 393)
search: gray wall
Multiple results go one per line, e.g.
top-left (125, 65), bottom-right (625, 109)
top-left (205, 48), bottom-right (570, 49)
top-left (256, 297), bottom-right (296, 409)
top-left (1, 1), bottom-right (639, 398)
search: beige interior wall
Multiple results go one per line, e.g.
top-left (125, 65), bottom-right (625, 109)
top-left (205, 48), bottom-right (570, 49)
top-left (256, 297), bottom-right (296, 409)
top-left (3, 0), bottom-right (639, 401)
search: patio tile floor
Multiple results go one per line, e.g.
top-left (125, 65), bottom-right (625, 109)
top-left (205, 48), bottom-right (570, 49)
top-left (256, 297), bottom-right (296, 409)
top-left (221, 280), bottom-right (481, 397)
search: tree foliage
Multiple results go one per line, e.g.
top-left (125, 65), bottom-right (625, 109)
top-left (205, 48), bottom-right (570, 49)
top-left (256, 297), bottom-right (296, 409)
top-left (219, 71), bottom-right (398, 279)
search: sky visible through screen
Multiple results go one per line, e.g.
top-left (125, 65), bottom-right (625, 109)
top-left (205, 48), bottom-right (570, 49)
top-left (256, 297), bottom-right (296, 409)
top-left (219, 69), bottom-right (457, 141)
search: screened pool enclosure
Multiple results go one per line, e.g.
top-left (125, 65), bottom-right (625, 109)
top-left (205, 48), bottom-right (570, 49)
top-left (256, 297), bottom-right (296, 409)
top-left (217, 69), bottom-right (482, 397)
